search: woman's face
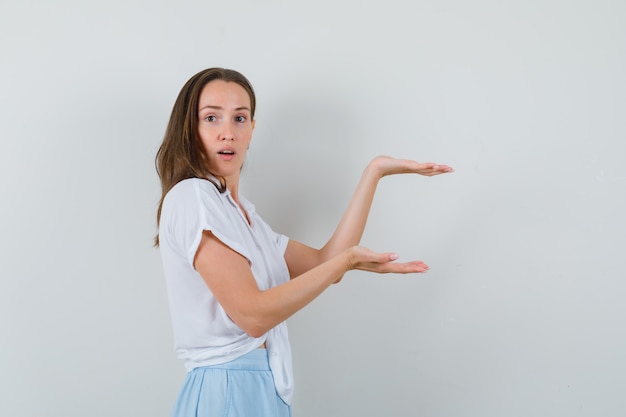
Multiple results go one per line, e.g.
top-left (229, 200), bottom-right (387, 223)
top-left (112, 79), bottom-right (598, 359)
top-left (197, 80), bottom-right (255, 182)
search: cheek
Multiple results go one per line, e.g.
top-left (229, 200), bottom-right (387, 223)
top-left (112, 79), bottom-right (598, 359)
top-left (237, 125), bottom-right (253, 139)
top-left (197, 132), bottom-right (213, 153)
top-left (197, 126), bottom-right (217, 141)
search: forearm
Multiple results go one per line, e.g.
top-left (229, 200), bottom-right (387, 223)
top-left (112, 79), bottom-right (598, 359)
top-left (240, 251), bottom-right (351, 337)
top-left (244, 245), bottom-right (423, 337)
top-left (285, 157), bottom-right (453, 277)
top-left (198, 232), bottom-right (426, 338)
top-left (319, 165), bottom-right (381, 261)
top-left (197, 231), bottom-right (354, 337)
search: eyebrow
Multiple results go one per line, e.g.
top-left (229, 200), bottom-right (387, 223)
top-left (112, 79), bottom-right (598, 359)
top-left (198, 105), bottom-right (251, 112)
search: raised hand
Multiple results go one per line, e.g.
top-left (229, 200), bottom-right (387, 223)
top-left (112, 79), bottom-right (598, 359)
top-left (368, 155), bottom-right (454, 178)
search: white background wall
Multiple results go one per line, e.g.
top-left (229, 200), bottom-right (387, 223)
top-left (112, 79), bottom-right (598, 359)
top-left (1, 1), bottom-right (625, 416)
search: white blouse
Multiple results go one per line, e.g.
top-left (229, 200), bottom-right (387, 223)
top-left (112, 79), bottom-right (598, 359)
top-left (158, 177), bottom-right (294, 404)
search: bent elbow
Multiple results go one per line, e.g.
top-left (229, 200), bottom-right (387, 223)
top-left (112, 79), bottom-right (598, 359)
top-left (237, 316), bottom-right (271, 339)
top-left (230, 296), bottom-right (279, 338)
top-left (245, 327), bottom-right (267, 339)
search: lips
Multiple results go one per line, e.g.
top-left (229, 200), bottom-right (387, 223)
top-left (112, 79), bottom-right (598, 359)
top-left (217, 147), bottom-right (236, 161)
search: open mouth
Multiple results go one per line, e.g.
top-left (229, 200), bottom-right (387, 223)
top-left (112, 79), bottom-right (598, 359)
top-left (218, 150), bottom-right (235, 155)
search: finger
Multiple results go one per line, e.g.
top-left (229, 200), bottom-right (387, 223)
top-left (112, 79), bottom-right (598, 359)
top-left (350, 247), bottom-right (400, 269)
top-left (419, 165), bottom-right (454, 176)
top-left (367, 252), bottom-right (400, 265)
top-left (388, 261), bottom-right (429, 273)
top-left (362, 260), bottom-right (429, 274)
top-left (436, 164), bottom-right (454, 172)
top-left (418, 162), bottom-right (437, 171)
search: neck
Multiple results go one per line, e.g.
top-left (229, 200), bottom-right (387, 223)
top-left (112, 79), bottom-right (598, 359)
top-left (225, 179), bottom-right (250, 225)
top-left (225, 175), bottom-right (240, 202)
top-left (229, 185), bottom-right (240, 203)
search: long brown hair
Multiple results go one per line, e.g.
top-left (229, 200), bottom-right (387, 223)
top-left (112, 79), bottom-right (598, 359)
top-left (154, 68), bottom-right (256, 246)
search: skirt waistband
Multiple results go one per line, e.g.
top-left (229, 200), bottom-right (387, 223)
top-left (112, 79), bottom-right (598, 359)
top-left (194, 349), bottom-right (270, 372)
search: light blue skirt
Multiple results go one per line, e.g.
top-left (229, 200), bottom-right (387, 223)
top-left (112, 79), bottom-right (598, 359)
top-left (171, 349), bottom-right (292, 417)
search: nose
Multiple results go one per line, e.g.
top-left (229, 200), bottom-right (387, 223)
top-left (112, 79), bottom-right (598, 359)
top-left (220, 124), bottom-right (235, 141)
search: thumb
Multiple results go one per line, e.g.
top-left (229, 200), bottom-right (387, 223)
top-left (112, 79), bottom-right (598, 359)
top-left (372, 252), bottom-right (399, 263)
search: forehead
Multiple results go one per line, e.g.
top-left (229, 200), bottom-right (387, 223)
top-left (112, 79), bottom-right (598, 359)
top-left (198, 80), bottom-right (251, 108)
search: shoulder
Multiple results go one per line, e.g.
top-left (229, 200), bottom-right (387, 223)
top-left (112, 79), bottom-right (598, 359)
top-left (164, 178), bottom-right (223, 206)
top-left (159, 178), bottom-right (228, 248)
top-left (162, 178), bottom-right (223, 224)
top-left (164, 178), bottom-right (197, 202)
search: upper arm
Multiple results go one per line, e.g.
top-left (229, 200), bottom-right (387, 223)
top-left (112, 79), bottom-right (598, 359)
top-left (284, 239), bottom-right (324, 278)
top-left (194, 230), bottom-right (262, 333)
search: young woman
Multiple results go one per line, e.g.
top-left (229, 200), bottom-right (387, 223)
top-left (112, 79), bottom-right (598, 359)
top-left (155, 67), bottom-right (453, 417)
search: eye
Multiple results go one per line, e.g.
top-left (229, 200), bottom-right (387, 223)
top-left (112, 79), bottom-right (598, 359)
top-left (204, 115), bottom-right (217, 122)
top-left (235, 115), bottom-right (247, 123)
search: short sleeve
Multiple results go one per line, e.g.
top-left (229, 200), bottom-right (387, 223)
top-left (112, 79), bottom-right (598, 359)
top-left (269, 227), bottom-right (289, 255)
top-left (159, 179), bottom-right (252, 269)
